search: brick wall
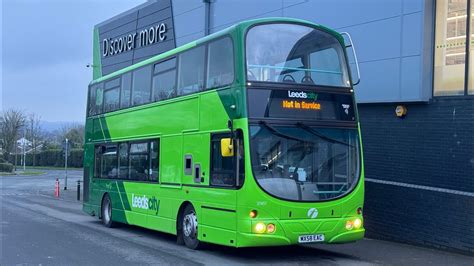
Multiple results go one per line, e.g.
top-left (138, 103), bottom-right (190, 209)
top-left (358, 97), bottom-right (474, 254)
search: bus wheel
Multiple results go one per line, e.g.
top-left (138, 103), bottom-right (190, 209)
top-left (182, 205), bottom-right (201, 249)
top-left (101, 194), bottom-right (115, 228)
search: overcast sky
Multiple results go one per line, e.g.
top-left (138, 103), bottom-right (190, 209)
top-left (1, 0), bottom-right (145, 123)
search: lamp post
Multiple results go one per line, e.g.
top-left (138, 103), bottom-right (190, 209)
top-left (22, 131), bottom-right (26, 171)
top-left (64, 138), bottom-right (68, 190)
top-left (14, 140), bottom-right (18, 171)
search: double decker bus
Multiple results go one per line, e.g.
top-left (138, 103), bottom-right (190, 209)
top-left (83, 17), bottom-right (364, 249)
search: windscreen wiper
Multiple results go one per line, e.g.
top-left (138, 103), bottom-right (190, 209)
top-left (295, 122), bottom-right (353, 147)
top-left (259, 121), bottom-right (308, 143)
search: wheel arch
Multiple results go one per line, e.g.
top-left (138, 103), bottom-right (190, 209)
top-left (99, 192), bottom-right (110, 219)
top-left (176, 201), bottom-right (193, 230)
top-left (176, 200), bottom-right (194, 244)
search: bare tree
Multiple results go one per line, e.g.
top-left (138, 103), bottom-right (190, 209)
top-left (26, 113), bottom-right (43, 166)
top-left (65, 124), bottom-right (85, 149)
top-left (55, 123), bottom-right (85, 149)
top-left (0, 108), bottom-right (26, 161)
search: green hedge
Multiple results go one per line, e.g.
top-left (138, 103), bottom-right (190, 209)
top-left (0, 162), bottom-right (14, 172)
top-left (22, 149), bottom-right (84, 168)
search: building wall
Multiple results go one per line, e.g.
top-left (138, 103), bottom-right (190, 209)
top-left (172, 0), bottom-right (206, 45)
top-left (359, 99), bottom-right (474, 253)
top-left (208, 0), bottom-right (432, 103)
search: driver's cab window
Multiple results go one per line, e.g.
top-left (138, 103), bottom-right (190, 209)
top-left (210, 132), bottom-right (244, 187)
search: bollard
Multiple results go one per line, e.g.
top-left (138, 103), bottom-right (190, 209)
top-left (54, 178), bottom-right (60, 198)
top-left (77, 180), bottom-right (81, 201)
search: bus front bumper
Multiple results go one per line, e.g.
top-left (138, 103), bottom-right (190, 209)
top-left (236, 217), bottom-right (365, 247)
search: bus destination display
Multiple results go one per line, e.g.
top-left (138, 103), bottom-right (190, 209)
top-left (248, 88), bottom-right (355, 121)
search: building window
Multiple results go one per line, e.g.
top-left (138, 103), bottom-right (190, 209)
top-left (435, 0), bottom-right (473, 96)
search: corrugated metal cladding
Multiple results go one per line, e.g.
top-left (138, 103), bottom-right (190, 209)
top-left (97, 0), bottom-right (176, 76)
top-left (98, 0), bottom-right (432, 103)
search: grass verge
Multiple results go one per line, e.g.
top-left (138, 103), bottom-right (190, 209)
top-left (24, 166), bottom-right (83, 171)
top-left (16, 171), bottom-right (47, 176)
top-left (0, 172), bottom-right (16, 176)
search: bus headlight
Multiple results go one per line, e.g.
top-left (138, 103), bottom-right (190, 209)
top-left (354, 218), bottom-right (362, 229)
top-left (255, 222), bottom-right (266, 233)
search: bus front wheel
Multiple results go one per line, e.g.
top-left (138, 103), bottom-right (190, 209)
top-left (181, 204), bottom-right (202, 249)
top-left (101, 194), bottom-right (115, 228)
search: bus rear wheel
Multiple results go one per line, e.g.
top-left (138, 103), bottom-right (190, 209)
top-left (101, 194), bottom-right (115, 228)
top-left (181, 205), bottom-right (202, 249)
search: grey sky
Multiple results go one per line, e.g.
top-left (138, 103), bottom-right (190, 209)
top-left (2, 0), bottom-right (145, 123)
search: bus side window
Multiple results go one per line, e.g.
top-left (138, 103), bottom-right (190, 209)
top-left (206, 37), bottom-right (234, 89)
top-left (121, 72), bottom-right (132, 109)
top-left (150, 140), bottom-right (160, 182)
top-left (118, 143), bottom-right (129, 180)
top-left (101, 144), bottom-right (118, 179)
top-left (132, 66), bottom-right (152, 106)
top-left (104, 78), bottom-right (120, 113)
top-left (129, 142), bottom-right (149, 181)
top-left (177, 46), bottom-right (205, 95)
top-left (94, 145), bottom-right (102, 178)
top-left (88, 85), bottom-right (96, 117)
top-left (152, 58), bottom-right (177, 101)
top-left (88, 83), bottom-right (104, 116)
top-left (95, 84), bottom-right (104, 114)
top-left (210, 132), bottom-right (244, 187)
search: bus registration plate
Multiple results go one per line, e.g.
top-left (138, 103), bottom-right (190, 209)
top-left (298, 234), bottom-right (325, 243)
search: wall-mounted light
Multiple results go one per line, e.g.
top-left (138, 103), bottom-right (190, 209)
top-left (395, 105), bottom-right (407, 118)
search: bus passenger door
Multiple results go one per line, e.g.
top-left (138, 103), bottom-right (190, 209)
top-left (199, 132), bottom-right (243, 246)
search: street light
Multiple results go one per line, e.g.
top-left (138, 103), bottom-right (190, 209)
top-left (22, 130), bottom-right (26, 171)
top-left (14, 139), bottom-right (18, 171)
top-left (64, 138), bottom-right (68, 190)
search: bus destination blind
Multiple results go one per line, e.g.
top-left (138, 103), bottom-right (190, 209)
top-left (248, 88), bottom-right (355, 121)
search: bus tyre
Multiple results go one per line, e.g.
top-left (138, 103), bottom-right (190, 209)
top-left (101, 194), bottom-right (115, 228)
top-left (182, 205), bottom-right (201, 249)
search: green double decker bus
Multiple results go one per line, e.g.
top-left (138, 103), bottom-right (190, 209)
top-left (83, 17), bottom-right (364, 249)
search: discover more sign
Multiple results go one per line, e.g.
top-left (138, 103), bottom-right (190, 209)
top-left (97, 0), bottom-right (176, 76)
top-left (102, 23), bottom-right (167, 58)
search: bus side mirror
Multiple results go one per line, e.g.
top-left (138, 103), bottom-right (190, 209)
top-left (341, 32), bottom-right (361, 86)
top-left (221, 138), bottom-right (234, 157)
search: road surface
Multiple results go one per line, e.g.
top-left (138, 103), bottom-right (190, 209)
top-left (1, 170), bottom-right (472, 265)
